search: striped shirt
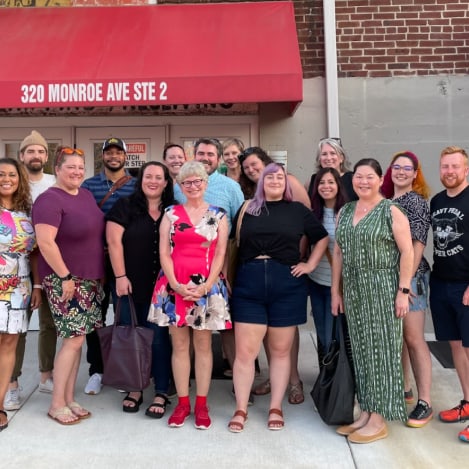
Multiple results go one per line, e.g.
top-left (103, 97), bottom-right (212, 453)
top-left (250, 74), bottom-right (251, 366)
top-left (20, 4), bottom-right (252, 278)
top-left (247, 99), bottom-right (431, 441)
top-left (81, 171), bottom-right (136, 214)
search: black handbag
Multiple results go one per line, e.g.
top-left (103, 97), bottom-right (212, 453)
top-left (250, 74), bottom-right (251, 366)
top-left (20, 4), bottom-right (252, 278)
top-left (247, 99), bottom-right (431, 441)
top-left (311, 315), bottom-right (355, 425)
top-left (97, 295), bottom-right (154, 392)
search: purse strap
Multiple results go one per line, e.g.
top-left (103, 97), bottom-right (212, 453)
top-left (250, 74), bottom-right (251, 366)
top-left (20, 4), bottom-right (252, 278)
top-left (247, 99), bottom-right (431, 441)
top-left (113, 294), bottom-right (138, 328)
top-left (236, 200), bottom-right (251, 247)
top-left (98, 175), bottom-right (133, 208)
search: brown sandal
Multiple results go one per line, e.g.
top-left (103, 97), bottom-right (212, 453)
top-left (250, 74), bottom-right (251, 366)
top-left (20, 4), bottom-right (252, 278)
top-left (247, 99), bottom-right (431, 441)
top-left (268, 408), bottom-right (284, 430)
top-left (288, 381), bottom-right (304, 405)
top-left (252, 379), bottom-right (271, 396)
top-left (228, 410), bottom-right (248, 433)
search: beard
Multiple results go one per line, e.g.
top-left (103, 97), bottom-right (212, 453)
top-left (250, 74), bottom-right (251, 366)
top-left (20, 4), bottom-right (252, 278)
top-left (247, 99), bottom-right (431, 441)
top-left (441, 174), bottom-right (465, 189)
top-left (25, 160), bottom-right (45, 174)
top-left (103, 160), bottom-right (125, 172)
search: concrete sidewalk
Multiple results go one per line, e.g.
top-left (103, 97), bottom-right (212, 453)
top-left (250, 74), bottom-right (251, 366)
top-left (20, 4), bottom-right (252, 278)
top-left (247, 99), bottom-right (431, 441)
top-left (2, 323), bottom-right (467, 469)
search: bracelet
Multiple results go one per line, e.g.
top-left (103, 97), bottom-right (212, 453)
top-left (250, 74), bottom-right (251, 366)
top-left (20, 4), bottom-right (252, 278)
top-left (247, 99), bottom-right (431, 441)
top-left (174, 283), bottom-right (182, 291)
top-left (33, 284), bottom-right (43, 290)
top-left (115, 274), bottom-right (127, 279)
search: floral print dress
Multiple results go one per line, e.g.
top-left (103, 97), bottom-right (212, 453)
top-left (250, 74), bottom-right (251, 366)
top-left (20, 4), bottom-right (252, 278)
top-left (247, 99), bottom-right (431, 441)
top-left (0, 209), bottom-right (36, 334)
top-left (148, 204), bottom-right (231, 331)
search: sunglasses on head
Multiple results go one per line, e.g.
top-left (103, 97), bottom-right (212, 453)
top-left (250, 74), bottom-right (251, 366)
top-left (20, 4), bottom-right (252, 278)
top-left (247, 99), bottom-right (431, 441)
top-left (55, 147), bottom-right (84, 165)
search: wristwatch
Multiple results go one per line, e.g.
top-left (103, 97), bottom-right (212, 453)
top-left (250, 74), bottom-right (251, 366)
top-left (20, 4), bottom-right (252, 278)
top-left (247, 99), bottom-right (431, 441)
top-left (398, 286), bottom-right (410, 294)
top-left (59, 273), bottom-right (73, 281)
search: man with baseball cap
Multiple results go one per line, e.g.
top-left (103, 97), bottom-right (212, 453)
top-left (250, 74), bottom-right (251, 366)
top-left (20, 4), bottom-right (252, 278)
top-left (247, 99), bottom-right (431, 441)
top-left (81, 137), bottom-right (135, 395)
top-left (4, 130), bottom-right (56, 411)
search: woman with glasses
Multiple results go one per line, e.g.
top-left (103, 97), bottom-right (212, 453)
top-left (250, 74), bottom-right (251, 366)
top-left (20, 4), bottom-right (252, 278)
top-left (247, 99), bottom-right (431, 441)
top-left (238, 146), bottom-right (311, 404)
top-left (381, 151), bottom-right (433, 428)
top-left (33, 147), bottom-right (105, 425)
top-left (307, 138), bottom-right (357, 202)
top-left (228, 163), bottom-right (328, 432)
top-left (222, 138), bottom-right (244, 182)
top-left (148, 161), bottom-right (231, 430)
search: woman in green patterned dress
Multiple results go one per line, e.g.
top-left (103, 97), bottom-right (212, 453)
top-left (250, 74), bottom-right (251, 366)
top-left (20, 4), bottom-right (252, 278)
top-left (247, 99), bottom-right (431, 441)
top-left (331, 158), bottom-right (414, 444)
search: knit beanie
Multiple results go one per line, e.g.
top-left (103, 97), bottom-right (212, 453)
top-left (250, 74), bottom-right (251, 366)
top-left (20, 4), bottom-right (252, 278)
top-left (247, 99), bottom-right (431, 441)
top-left (20, 130), bottom-right (48, 153)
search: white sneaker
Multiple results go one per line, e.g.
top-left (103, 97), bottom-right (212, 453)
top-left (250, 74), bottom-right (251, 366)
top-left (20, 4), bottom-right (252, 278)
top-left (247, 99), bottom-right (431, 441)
top-left (38, 378), bottom-right (54, 394)
top-left (84, 373), bottom-right (102, 395)
top-left (4, 387), bottom-right (21, 411)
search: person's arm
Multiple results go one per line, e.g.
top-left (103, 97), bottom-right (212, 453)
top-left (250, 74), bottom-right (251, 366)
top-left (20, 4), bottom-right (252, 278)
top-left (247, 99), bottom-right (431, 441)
top-left (29, 248), bottom-right (42, 310)
top-left (331, 240), bottom-right (344, 316)
top-left (288, 174), bottom-right (312, 209)
top-left (291, 235), bottom-right (328, 277)
top-left (34, 223), bottom-right (75, 302)
top-left (391, 205), bottom-right (414, 318)
top-left (106, 221), bottom-right (132, 297)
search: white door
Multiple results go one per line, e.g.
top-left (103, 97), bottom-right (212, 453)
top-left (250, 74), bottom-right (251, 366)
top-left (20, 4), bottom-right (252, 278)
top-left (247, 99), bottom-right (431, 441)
top-left (75, 126), bottom-right (166, 178)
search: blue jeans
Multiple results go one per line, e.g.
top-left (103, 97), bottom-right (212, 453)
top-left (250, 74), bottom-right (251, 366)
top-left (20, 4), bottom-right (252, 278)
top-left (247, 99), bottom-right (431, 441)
top-left (115, 293), bottom-right (171, 395)
top-left (307, 279), bottom-right (335, 350)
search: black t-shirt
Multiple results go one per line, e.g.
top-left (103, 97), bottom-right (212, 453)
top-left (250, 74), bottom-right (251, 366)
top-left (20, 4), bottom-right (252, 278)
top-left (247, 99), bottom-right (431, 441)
top-left (105, 197), bottom-right (163, 303)
top-left (430, 185), bottom-right (469, 282)
top-left (231, 200), bottom-right (328, 265)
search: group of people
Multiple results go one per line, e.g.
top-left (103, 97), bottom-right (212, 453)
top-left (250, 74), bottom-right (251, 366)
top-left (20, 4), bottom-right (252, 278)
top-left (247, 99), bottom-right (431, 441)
top-left (1, 132), bottom-right (468, 445)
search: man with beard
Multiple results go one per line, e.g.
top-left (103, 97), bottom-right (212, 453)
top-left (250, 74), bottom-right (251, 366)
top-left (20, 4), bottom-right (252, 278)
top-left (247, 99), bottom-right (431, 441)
top-left (4, 131), bottom-right (56, 412)
top-left (81, 137), bottom-right (135, 395)
top-left (430, 146), bottom-right (469, 443)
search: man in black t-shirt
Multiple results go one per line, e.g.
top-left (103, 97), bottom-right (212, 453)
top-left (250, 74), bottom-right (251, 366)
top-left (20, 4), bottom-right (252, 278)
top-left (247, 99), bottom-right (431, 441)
top-left (429, 146), bottom-right (469, 443)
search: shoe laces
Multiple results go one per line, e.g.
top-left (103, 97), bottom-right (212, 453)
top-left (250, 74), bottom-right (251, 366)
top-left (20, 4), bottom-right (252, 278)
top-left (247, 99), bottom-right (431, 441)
top-left (454, 400), bottom-right (469, 421)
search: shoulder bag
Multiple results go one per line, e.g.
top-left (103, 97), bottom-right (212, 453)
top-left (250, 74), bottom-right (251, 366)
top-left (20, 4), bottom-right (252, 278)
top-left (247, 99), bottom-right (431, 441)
top-left (97, 294), bottom-right (153, 392)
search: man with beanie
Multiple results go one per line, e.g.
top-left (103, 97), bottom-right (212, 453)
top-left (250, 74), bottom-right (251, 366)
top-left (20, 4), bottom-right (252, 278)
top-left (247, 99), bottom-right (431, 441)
top-left (4, 130), bottom-right (56, 411)
top-left (81, 137), bottom-right (135, 395)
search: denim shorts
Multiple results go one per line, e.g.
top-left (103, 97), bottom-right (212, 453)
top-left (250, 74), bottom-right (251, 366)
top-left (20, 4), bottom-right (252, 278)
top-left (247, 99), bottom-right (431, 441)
top-left (231, 259), bottom-right (308, 327)
top-left (409, 270), bottom-right (430, 312)
top-left (429, 275), bottom-right (469, 347)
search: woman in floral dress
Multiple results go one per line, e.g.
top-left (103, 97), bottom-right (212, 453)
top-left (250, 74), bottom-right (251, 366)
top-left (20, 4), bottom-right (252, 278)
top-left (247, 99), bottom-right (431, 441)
top-left (148, 161), bottom-right (230, 430)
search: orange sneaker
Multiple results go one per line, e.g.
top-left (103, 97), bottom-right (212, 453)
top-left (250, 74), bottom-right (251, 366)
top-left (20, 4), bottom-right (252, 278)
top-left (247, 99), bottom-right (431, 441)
top-left (439, 400), bottom-right (469, 423)
top-left (458, 426), bottom-right (469, 442)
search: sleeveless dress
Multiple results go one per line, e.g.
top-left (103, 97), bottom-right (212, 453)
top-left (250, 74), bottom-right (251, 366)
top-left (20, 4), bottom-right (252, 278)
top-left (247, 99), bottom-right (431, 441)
top-left (336, 199), bottom-right (407, 421)
top-left (148, 204), bottom-right (231, 331)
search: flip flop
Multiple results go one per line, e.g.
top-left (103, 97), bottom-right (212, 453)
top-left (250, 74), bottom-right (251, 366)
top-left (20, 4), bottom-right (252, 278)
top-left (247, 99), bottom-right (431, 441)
top-left (0, 410), bottom-right (8, 431)
top-left (48, 406), bottom-right (81, 426)
top-left (145, 393), bottom-right (170, 419)
top-left (68, 401), bottom-right (92, 420)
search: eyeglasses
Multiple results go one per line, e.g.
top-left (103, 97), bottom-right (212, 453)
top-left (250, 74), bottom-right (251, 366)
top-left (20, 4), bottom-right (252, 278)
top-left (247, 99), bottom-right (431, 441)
top-left (180, 178), bottom-right (204, 188)
top-left (391, 164), bottom-right (414, 172)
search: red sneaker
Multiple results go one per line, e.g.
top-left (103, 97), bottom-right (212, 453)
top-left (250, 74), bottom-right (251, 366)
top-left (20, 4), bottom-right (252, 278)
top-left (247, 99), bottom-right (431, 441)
top-left (439, 400), bottom-right (469, 423)
top-left (458, 426), bottom-right (469, 442)
top-left (194, 405), bottom-right (211, 430)
top-left (168, 404), bottom-right (191, 428)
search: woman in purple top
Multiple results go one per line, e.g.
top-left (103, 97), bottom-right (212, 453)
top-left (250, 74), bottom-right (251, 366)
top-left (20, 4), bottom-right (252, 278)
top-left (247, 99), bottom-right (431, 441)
top-left (32, 147), bottom-right (105, 426)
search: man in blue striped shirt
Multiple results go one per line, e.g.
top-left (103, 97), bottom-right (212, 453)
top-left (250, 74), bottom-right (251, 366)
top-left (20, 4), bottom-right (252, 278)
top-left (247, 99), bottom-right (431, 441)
top-left (81, 137), bottom-right (136, 395)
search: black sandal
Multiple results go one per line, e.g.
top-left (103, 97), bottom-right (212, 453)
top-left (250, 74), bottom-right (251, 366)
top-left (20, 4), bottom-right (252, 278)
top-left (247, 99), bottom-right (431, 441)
top-left (145, 393), bottom-right (170, 419)
top-left (0, 410), bottom-right (8, 432)
top-left (122, 392), bottom-right (143, 413)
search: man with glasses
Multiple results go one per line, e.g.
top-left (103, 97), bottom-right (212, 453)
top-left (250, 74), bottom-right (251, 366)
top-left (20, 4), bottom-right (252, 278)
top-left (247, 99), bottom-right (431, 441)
top-left (81, 137), bottom-right (135, 395)
top-left (174, 138), bottom-right (245, 400)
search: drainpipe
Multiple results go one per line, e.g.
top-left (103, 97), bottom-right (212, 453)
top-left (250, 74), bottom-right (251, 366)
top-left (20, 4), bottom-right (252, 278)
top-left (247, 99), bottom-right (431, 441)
top-left (323, 1), bottom-right (340, 137)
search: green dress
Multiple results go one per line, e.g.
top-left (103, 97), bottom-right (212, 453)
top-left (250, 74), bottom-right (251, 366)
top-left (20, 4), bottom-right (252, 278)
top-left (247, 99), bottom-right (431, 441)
top-left (336, 199), bottom-right (406, 421)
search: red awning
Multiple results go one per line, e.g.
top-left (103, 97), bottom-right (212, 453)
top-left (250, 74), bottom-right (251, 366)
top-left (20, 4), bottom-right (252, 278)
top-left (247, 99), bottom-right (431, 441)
top-left (0, 2), bottom-right (302, 113)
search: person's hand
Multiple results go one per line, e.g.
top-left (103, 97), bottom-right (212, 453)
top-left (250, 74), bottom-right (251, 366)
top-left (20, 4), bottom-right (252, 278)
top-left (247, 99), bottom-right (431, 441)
top-left (291, 262), bottom-right (311, 277)
top-left (30, 288), bottom-right (42, 310)
top-left (395, 291), bottom-right (409, 318)
top-left (60, 279), bottom-right (75, 302)
top-left (462, 285), bottom-right (469, 306)
top-left (116, 276), bottom-right (132, 297)
top-left (184, 283), bottom-right (207, 301)
top-left (331, 292), bottom-right (344, 317)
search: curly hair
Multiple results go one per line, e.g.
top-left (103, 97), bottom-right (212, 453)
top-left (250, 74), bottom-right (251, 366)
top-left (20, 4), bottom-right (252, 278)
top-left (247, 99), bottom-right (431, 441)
top-left (238, 147), bottom-right (273, 198)
top-left (0, 158), bottom-right (32, 214)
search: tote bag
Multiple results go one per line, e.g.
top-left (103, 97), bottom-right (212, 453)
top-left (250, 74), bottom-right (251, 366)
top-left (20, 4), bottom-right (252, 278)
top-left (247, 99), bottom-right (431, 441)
top-left (311, 315), bottom-right (355, 425)
top-left (97, 295), bottom-right (154, 392)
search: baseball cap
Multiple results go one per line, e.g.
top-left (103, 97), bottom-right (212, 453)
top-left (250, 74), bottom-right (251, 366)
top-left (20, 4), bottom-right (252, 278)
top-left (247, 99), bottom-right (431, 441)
top-left (102, 137), bottom-right (127, 153)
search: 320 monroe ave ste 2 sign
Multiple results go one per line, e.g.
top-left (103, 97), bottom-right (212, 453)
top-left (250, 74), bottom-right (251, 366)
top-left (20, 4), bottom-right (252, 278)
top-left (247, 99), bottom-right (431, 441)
top-left (20, 81), bottom-right (168, 106)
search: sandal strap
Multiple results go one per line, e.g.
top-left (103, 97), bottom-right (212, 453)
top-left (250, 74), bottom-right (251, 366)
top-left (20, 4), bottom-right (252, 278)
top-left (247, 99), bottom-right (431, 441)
top-left (0, 409), bottom-right (7, 417)
top-left (154, 392), bottom-right (170, 405)
top-left (233, 409), bottom-right (248, 419)
top-left (269, 408), bottom-right (283, 417)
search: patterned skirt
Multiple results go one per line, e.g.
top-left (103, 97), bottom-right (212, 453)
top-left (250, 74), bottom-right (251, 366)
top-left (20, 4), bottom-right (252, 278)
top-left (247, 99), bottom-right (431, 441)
top-left (43, 274), bottom-right (104, 339)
